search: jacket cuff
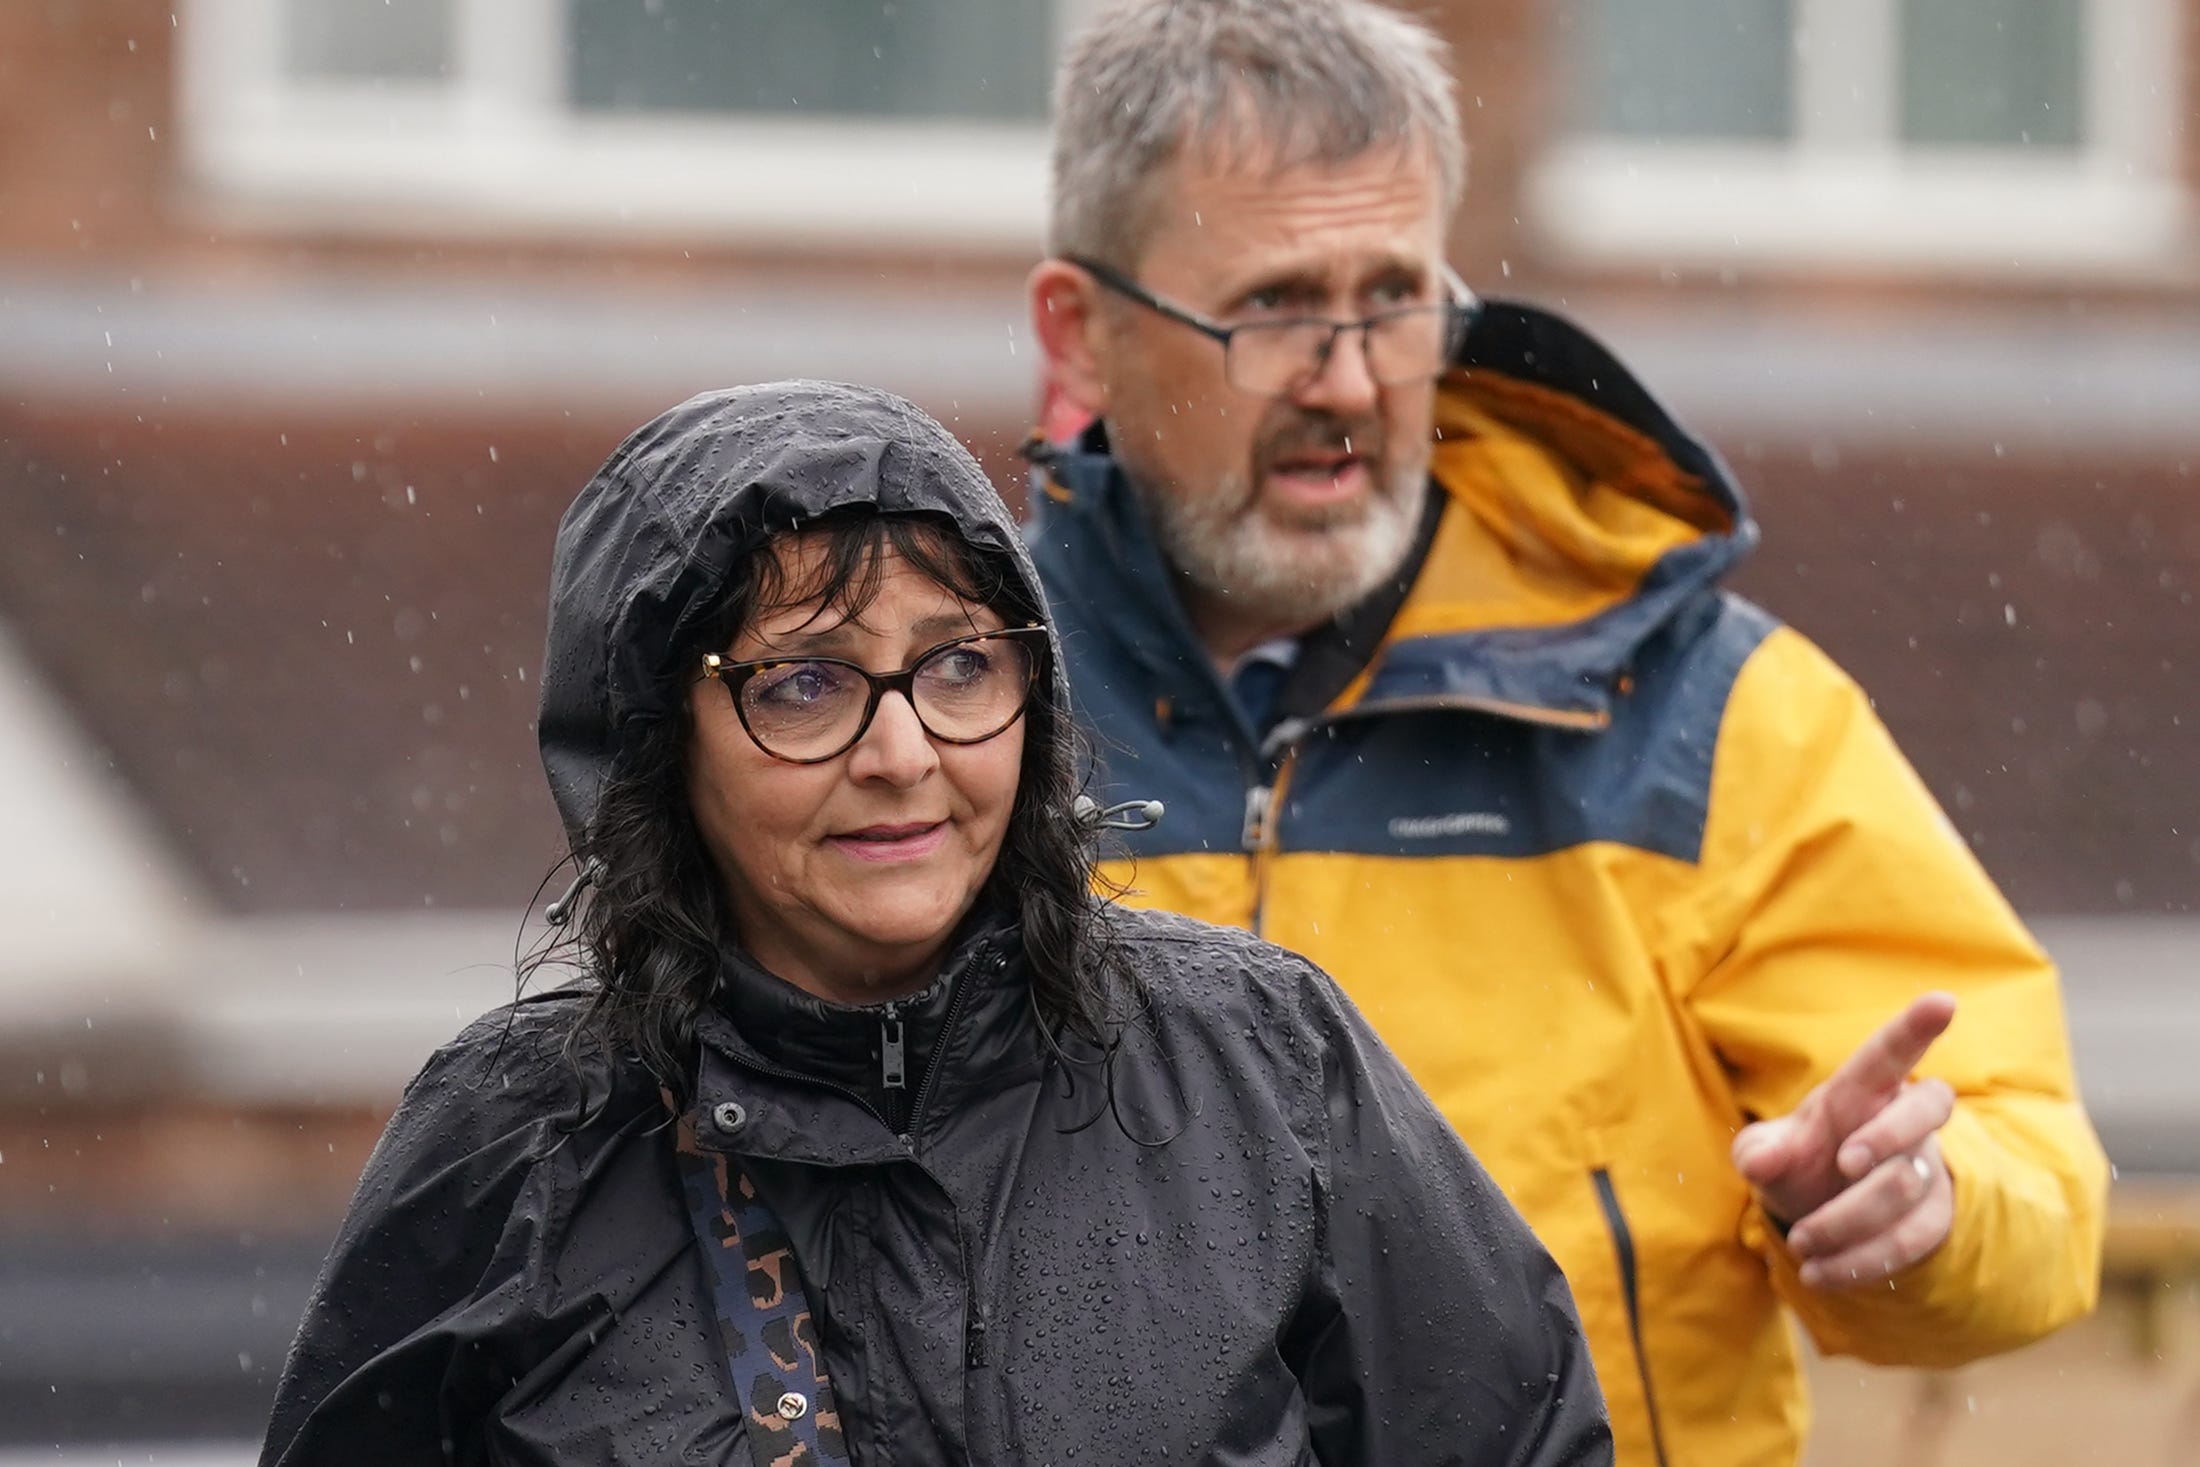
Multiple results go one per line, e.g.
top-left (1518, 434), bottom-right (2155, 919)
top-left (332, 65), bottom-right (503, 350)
top-left (1748, 1104), bottom-right (2096, 1368)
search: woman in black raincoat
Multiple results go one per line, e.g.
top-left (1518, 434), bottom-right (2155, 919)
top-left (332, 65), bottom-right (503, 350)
top-left (261, 381), bottom-right (1610, 1467)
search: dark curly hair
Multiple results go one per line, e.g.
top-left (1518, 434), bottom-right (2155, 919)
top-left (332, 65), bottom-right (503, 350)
top-left (525, 508), bottom-right (1124, 1105)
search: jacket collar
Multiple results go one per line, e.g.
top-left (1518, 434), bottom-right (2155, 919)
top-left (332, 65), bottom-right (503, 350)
top-left (690, 908), bottom-right (1035, 1167)
top-left (1027, 300), bottom-right (1758, 731)
top-left (713, 940), bottom-right (959, 1131)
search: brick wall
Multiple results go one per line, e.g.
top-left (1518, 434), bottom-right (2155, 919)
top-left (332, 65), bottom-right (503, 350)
top-left (0, 0), bottom-right (174, 262)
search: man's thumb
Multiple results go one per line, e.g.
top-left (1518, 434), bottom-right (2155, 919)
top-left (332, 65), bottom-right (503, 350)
top-left (1731, 1120), bottom-right (1790, 1183)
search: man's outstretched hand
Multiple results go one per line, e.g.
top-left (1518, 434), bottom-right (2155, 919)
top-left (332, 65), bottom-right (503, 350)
top-left (1730, 993), bottom-right (1959, 1290)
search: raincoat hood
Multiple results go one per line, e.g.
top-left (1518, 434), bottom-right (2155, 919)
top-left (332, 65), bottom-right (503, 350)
top-left (538, 380), bottom-right (1053, 851)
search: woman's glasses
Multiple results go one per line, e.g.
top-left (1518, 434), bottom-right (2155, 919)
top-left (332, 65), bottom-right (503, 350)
top-left (699, 626), bottom-right (1048, 764)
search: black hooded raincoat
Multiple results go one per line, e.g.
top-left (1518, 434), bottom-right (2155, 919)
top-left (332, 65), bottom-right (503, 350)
top-left (260, 383), bottom-right (1612, 1467)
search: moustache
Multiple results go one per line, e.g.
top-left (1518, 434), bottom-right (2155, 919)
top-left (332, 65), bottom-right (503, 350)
top-left (1254, 409), bottom-right (1387, 467)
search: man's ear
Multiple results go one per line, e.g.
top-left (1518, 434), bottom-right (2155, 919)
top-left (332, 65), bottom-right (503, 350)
top-left (1026, 258), bottom-right (1109, 418)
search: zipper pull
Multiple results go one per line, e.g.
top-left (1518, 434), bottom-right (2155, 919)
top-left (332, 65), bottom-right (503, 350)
top-left (965, 1309), bottom-right (989, 1369)
top-left (1240, 783), bottom-right (1274, 852)
top-left (881, 1006), bottom-right (907, 1091)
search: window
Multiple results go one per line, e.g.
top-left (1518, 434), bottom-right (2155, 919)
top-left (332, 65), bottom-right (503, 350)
top-left (1531, 0), bottom-right (2185, 273)
top-left (566, 1), bottom-right (1049, 120)
top-left (283, 0), bottom-right (453, 81)
top-left (180, 0), bottom-right (1088, 244)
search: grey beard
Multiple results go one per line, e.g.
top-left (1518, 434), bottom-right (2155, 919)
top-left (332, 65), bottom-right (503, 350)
top-left (1141, 464), bottom-right (1430, 630)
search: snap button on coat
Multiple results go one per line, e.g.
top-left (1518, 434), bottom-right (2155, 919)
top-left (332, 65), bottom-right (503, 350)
top-left (711, 1100), bottom-right (748, 1136)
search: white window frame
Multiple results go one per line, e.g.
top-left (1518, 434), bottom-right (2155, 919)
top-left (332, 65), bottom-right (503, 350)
top-left (1528, 0), bottom-right (2189, 276)
top-left (178, 0), bottom-right (1094, 247)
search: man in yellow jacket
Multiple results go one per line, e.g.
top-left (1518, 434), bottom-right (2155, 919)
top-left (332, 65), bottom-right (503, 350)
top-left (1023, 2), bottom-right (2107, 1463)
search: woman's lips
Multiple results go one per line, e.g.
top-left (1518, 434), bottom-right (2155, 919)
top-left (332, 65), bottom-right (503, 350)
top-left (827, 821), bottom-right (949, 863)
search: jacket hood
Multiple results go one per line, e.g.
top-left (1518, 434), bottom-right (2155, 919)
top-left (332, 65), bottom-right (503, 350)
top-left (1030, 300), bottom-right (1759, 728)
top-left (1371, 299), bottom-right (1761, 726)
top-left (539, 380), bottom-right (1051, 852)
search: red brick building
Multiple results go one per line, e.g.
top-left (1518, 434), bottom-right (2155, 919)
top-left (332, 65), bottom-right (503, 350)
top-left (0, 0), bottom-right (2194, 1444)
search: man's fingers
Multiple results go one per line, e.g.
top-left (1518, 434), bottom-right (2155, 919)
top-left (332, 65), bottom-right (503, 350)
top-left (1818, 993), bottom-right (1957, 1138)
top-left (1796, 1160), bottom-right (1953, 1290)
top-left (1787, 1144), bottom-right (1942, 1262)
top-left (1835, 1078), bottom-right (1956, 1180)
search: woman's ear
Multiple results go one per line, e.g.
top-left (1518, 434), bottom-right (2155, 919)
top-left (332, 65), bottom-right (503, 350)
top-left (1026, 259), bottom-right (1109, 420)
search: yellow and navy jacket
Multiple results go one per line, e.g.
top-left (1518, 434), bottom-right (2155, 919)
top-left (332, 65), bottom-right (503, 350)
top-left (1025, 301), bottom-right (2107, 1467)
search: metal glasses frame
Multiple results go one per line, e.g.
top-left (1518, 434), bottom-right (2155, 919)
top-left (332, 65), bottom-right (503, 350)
top-left (1064, 253), bottom-right (1479, 395)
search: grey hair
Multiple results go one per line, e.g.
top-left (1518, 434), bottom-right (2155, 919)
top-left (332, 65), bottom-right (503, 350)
top-left (1048, 0), bottom-right (1466, 267)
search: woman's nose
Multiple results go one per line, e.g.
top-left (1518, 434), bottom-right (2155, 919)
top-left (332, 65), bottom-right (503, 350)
top-left (846, 691), bottom-right (939, 785)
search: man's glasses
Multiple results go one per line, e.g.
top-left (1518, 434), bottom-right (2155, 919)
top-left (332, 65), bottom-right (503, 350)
top-left (1067, 254), bottom-right (1476, 399)
top-left (698, 627), bottom-right (1048, 764)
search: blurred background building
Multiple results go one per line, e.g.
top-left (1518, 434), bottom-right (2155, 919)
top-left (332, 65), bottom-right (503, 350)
top-left (0, 1), bottom-right (2194, 1461)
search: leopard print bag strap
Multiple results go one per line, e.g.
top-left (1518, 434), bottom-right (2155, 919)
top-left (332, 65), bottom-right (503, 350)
top-left (672, 1103), bottom-right (850, 1465)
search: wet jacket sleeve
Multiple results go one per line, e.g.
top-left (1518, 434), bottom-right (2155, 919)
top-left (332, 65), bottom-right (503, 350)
top-left (1280, 958), bottom-right (1614, 1466)
top-left (1679, 626), bottom-right (2108, 1366)
top-left (259, 1011), bottom-right (578, 1467)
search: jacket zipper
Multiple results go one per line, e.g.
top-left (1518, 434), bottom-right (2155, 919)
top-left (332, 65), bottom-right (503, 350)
top-left (1239, 783), bottom-right (1274, 853)
top-left (964, 1304), bottom-right (988, 1369)
top-left (712, 951), bottom-right (979, 1136)
top-left (900, 944), bottom-right (1004, 1374)
top-left (716, 940), bottom-right (996, 1140)
top-left (1240, 710), bottom-right (1319, 934)
top-left (1238, 689), bottom-right (1607, 934)
top-left (1240, 752), bottom-right (1301, 937)
top-left (879, 1000), bottom-right (909, 1133)
top-left (717, 945), bottom-right (1002, 1375)
top-left (901, 942), bottom-right (998, 1147)
top-left (1591, 1168), bottom-right (1673, 1467)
